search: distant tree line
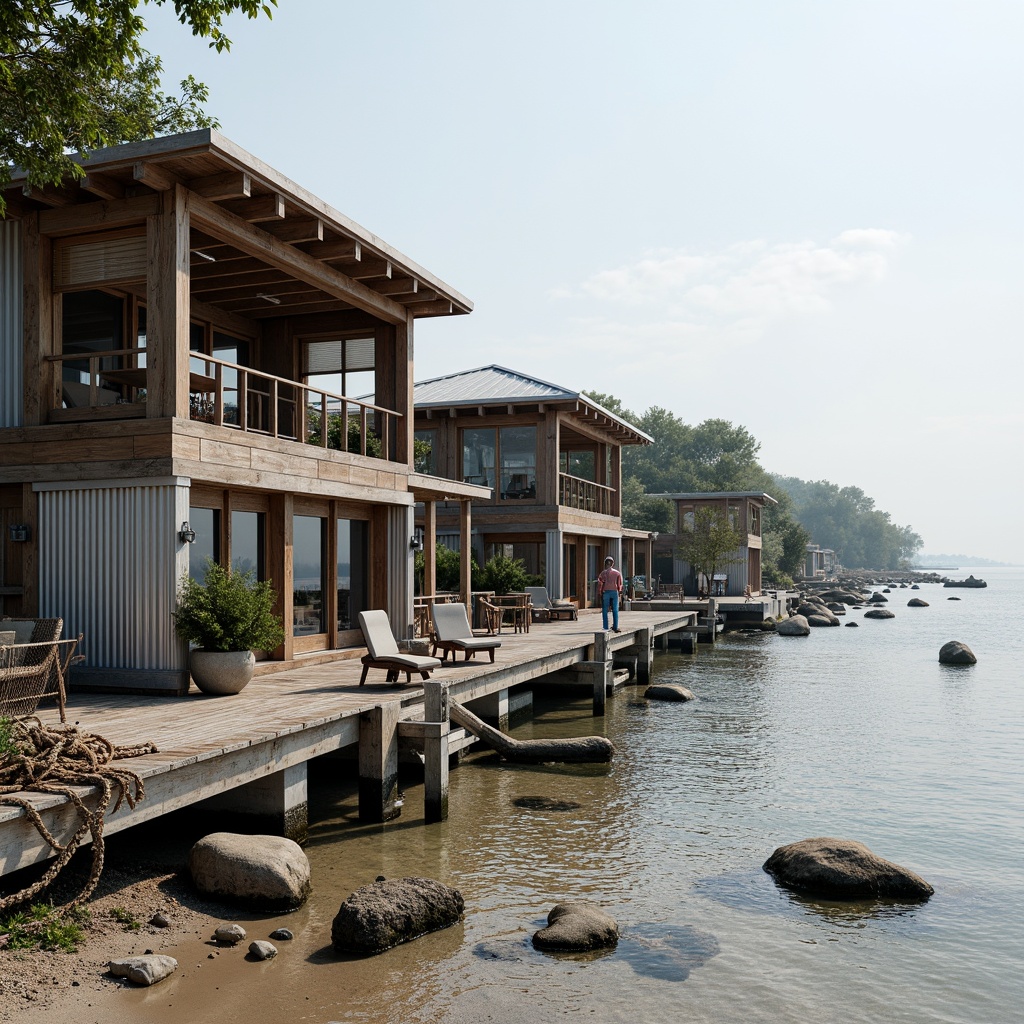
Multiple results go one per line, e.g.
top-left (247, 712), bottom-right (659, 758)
top-left (586, 393), bottom-right (922, 579)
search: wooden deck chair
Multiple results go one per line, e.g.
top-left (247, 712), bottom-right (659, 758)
top-left (430, 603), bottom-right (502, 664)
top-left (357, 610), bottom-right (441, 686)
top-left (524, 587), bottom-right (578, 622)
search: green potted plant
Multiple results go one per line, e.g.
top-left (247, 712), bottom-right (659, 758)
top-left (174, 560), bottom-right (285, 695)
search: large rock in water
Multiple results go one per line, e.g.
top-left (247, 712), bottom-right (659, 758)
top-left (907, 598), bottom-right (929, 607)
top-left (763, 837), bottom-right (933, 900)
top-left (645, 683), bottom-right (696, 702)
top-left (532, 902), bottom-right (619, 951)
top-left (331, 877), bottom-right (464, 955)
top-left (777, 615), bottom-right (811, 636)
top-left (939, 640), bottom-right (977, 665)
top-left (864, 608), bottom-right (895, 619)
top-left (189, 833), bottom-right (311, 911)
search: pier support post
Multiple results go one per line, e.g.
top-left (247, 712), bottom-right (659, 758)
top-left (359, 702), bottom-right (402, 823)
top-left (469, 688), bottom-right (509, 731)
top-left (197, 763), bottom-right (308, 844)
top-left (636, 627), bottom-right (654, 684)
top-left (423, 680), bottom-right (451, 823)
top-left (591, 632), bottom-right (611, 716)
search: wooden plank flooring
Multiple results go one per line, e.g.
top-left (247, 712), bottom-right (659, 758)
top-left (0, 610), bottom-right (695, 875)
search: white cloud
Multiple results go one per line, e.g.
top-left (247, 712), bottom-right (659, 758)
top-left (562, 230), bottom-right (909, 340)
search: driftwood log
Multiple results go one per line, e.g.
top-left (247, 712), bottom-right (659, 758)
top-left (449, 702), bottom-right (614, 763)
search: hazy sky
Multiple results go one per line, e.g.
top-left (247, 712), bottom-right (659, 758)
top-left (143, 1), bottom-right (1023, 562)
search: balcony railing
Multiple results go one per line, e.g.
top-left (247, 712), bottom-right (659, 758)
top-left (558, 472), bottom-right (616, 516)
top-left (47, 348), bottom-right (400, 461)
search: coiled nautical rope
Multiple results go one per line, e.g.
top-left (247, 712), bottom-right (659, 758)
top-left (0, 717), bottom-right (157, 911)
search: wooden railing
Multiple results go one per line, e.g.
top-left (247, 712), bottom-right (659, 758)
top-left (558, 472), bottom-right (616, 515)
top-left (47, 349), bottom-right (401, 462)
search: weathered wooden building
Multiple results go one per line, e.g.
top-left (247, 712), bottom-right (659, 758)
top-left (649, 491), bottom-right (777, 596)
top-left (412, 365), bottom-right (655, 607)
top-left (0, 130), bottom-right (486, 694)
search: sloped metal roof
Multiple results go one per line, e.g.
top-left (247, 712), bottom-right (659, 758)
top-left (413, 365), bottom-right (573, 406)
top-left (413, 364), bottom-right (653, 444)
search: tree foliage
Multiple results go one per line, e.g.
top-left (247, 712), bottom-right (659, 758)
top-left (414, 544), bottom-right (477, 596)
top-left (676, 506), bottom-right (745, 595)
top-left (586, 389), bottom-right (921, 580)
top-left (1, 1), bottom-right (276, 213)
top-left (773, 476), bottom-right (922, 570)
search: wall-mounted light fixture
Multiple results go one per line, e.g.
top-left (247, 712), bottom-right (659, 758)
top-left (7, 524), bottom-right (30, 543)
top-left (179, 521), bottom-right (196, 544)
top-left (410, 531), bottom-right (424, 552)
top-left (651, 532), bottom-right (659, 542)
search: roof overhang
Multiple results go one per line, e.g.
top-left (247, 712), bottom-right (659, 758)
top-left (647, 491), bottom-right (779, 504)
top-left (409, 473), bottom-right (492, 502)
top-left (4, 129), bottom-right (472, 322)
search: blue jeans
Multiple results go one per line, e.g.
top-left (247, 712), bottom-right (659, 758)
top-left (601, 590), bottom-right (620, 630)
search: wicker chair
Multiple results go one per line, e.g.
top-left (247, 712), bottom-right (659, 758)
top-left (0, 617), bottom-right (81, 723)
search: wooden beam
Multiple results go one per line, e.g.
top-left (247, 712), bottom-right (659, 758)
top-left (405, 300), bottom-right (455, 317)
top-left (264, 217), bottom-right (324, 244)
top-left (335, 256), bottom-right (391, 280)
top-left (298, 238), bottom-right (361, 261)
top-left (147, 186), bottom-right (191, 419)
top-left (219, 193), bottom-right (286, 222)
top-left (133, 161), bottom-right (180, 192)
top-left (374, 276), bottom-right (418, 296)
top-left (81, 172), bottom-right (126, 201)
top-left (188, 171), bottom-right (251, 201)
top-left (216, 282), bottom-right (324, 309)
top-left (21, 183), bottom-right (76, 207)
top-left (189, 255), bottom-right (268, 280)
top-left (190, 268), bottom-right (296, 296)
top-left (228, 297), bottom-right (352, 319)
top-left (187, 192), bottom-right (408, 324)
top-left (38, 193), bottom-right (160, 236)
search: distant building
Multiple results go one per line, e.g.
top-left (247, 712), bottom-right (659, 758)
top-left (804, 544), bottom-right (838, 579)
top-left (647, 491), bottom-right (778, 597)
top-left (412, 365), bottom-right (656, 606)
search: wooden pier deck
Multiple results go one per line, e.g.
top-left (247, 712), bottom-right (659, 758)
top-left (1, 609), bottom-right (696, 879)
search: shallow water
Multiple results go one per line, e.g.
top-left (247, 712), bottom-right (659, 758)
top-left (95, 568), bottom-right (1024, 1023)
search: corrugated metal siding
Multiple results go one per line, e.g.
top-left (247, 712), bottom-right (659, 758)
top-left (0, 220), bottom-right (23, 428)
top-left (37, 481), bottom-right (190, 670)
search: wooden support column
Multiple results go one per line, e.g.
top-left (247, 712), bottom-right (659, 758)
top-left (269, 493), bottom-right (294, 661)
top-left (636, 626), bottom-right (654, 684)
top-left (203, 764), bottom-right (308, 844)
top-left (459, 500), bottom-right (472, 605)
top-left (21, 213), bottom-right (53, 427)
top-left (395, 314), bottom-right (414, 466)
top-left (590, 631), bottom-right (611, 716)
top-left (468, 689), bottom-right (509, 731)
top-left (423, 499), bottom-right (437, 596)
top-left (423, 680), bottom-right (450, 823)
top-left (358, 702), bottom-right (402, 822)
top-left (610, 444), bottom-right (621, 517)
top-left (147, 185), bottom-right (190, 419)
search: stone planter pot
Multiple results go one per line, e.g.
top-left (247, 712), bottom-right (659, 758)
top-left (189, 649), bottom-right (256, 695)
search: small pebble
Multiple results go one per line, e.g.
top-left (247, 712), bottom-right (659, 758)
top-left (150, 912), bottom-right (170, 928)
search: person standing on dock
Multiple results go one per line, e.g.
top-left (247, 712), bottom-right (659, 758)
top-left (598, 556), bottom-right (624, 632)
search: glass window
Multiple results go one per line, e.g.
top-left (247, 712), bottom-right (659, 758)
top-left (337, 518), bottom-right (369, 633)
top-left (303, 336), bottom-right (375, 400)
top-left (563, 541), bottom-right (577, 599)
top-left (413, 429), bottom-right (436, 475)
top-left (293, 515), bottom-right (325, 635)
top-left (61, 290), bottom-right (125, 396)
top-left (462, 428), bottom-right (495, 488)
top-left (231, 511), bottom-right (265, 580)
top-left (499, 426), bottom-right (536, 499)
top-left (188, 507), bottom-right (219, 581)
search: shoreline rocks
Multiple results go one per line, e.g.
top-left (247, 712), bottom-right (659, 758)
top-left (532, 903), bottom-right (619, 951)
top-left (939, 640), bottom-right (977, 665)
top-left (189, 833), bottom-right (312, 911)
top-left (331, 877), bottom-right (465, 955)
top-left (763, 837), bottom-right (934, 901)
top-left (644, 683), bottom-right (696, 702)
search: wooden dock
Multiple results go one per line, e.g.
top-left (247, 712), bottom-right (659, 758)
top-left (0, 609), bottom-right (696, 879)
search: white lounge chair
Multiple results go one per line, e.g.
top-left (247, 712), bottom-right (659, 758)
top-left (430, 603), bottom-right (502, 664)
top-left (525, 587), bottom-right (578, 622)
top-left (357, 609), bottom-right (441, 685)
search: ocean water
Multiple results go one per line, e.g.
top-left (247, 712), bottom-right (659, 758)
top-left (103, 568), bottom-right (1024, 1024)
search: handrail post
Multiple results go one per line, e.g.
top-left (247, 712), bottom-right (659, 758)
top-left (238, 368), bottom-right (248, 432)
top-left (360, 405), bottom-right (368, 456)
top-left (268, 378), bottom-right (278, 438)
top-left (214, 361), bottom-right (224, 426)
